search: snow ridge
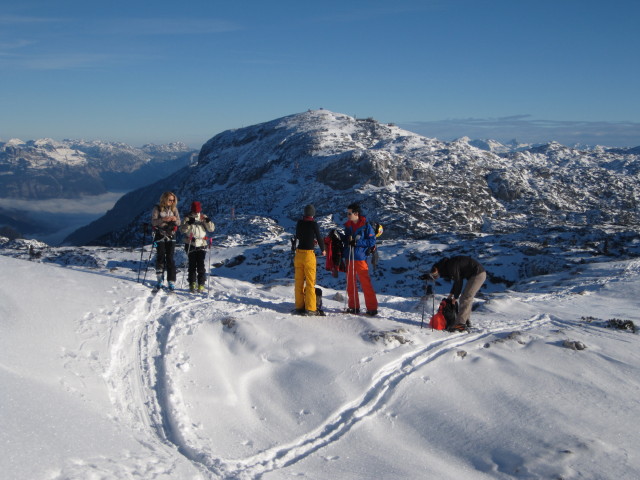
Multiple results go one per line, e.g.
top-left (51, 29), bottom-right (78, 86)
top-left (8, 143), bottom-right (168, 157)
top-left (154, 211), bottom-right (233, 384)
top-left (82, 109), bottom-right (639, 248)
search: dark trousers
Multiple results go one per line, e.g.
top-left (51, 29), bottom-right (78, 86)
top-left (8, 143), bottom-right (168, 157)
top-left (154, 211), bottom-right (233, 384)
top-left (186, 246), bottom-right (207, 285)
top-left (155, 238), bottom-right (176, 282)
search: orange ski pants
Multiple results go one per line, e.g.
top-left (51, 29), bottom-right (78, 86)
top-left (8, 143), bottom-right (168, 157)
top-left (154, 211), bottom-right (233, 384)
top-left (294, 249), bottom-right (318, 311)
top-left (346, 260), bottom-right (378, 311)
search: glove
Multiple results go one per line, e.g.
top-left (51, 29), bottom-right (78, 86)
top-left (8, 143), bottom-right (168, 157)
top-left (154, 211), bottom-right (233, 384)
top-left (419, 272), bottom-right (437, 281)
top-left (187, 217), bottom-right (195, 225)
top-left (349, 237), bottom-right (356, 247)
top-left (203, 216), bottom-right (210, 223)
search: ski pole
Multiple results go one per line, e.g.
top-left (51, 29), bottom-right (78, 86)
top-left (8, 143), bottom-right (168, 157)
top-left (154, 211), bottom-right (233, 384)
top-left (290, 236), bottom-right (296, 269)
top-left (142, 229), bottom-right (157, 286)
top-left (346, 240), bottom-right (357, 312)
top-left (430, 281), bottom-right (435, 317)
top-left (181, 233), bottom-right (193, 288)
top-left (207, 236), bottom-right (213, 296)
top-left (351, 244), bottom-right (358, 311)
top-left (420, 282), bottom-right (434, 329)
top-left (344, 242), bottom-right (351, 310)
top-left (137, 223), bottom-right (149, 283)
top-left (420, 283), bottom-right (426, 329)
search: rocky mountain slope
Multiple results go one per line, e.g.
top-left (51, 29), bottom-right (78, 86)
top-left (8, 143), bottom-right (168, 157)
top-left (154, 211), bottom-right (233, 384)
top-left (69, 109), bottom-right (639, 248)
top-left (0, 138), bottom-right (197, 199)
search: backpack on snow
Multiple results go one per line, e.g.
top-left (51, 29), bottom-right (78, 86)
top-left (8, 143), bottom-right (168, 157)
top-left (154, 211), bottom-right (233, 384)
top-left (430, 297), bottom-right (458, 330)
top-left (324, 229), bottom-right (346, 276)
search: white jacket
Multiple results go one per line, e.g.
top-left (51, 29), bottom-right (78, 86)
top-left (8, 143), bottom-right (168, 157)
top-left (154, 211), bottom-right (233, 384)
top-left (180, 212), bottom-right (215, 248)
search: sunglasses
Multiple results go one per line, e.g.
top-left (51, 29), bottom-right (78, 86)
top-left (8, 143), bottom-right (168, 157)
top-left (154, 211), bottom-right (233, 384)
top-left (346, 211), bottom-right (356, 216)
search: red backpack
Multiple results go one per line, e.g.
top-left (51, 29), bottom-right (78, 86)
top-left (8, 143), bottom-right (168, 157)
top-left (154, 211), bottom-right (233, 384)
top-left (429, 311), bottom-right (447, 330)
top-left (430, 298), bottom-right (457, 330)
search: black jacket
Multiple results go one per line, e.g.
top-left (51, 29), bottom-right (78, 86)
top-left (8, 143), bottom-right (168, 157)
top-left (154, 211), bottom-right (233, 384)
top-left (296, 218), bottom-right (325, 251)
top-left (434, 256), bottom-right (485, 299)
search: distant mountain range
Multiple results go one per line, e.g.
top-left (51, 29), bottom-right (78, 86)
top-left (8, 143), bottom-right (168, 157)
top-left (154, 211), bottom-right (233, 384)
top-left (0, 138), bottom-right (197, 199)
top-left (62, 109), bottom-right (640, 247)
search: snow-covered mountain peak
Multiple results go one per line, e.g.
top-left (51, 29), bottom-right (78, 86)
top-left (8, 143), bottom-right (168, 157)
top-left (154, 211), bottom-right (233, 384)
top-left (78, 110), bottom-right (640, 247)
top-left (0, 139), bottom-right (196, 201)
top-left (33, 137), bottom-right (66, 148)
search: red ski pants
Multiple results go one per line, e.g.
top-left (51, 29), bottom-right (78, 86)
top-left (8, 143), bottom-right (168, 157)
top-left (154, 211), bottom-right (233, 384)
top-left (346, 260), bottom-right (378, 311)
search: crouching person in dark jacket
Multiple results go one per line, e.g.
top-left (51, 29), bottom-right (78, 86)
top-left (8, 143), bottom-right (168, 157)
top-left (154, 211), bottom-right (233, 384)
top-left (424, 256), bottom-right (486, 330)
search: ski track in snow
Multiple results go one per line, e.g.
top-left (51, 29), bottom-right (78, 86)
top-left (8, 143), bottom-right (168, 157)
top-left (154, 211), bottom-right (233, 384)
top-left (100, 290), bottom-right (193, 477)
top-left (101, 279), bottom-right (555, 480)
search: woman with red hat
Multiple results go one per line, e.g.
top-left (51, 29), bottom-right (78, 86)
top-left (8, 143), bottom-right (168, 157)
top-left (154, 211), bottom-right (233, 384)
top-left (180, 201), bottom-right (215, 293)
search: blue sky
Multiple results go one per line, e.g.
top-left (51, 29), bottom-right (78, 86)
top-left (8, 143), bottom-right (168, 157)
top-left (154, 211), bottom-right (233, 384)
top-left (1, 0), bottom-right (639, 147)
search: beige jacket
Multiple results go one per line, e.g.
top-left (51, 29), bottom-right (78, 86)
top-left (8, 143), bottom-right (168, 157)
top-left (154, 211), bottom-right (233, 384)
top-left (151, 205), bottom-right (181, 238)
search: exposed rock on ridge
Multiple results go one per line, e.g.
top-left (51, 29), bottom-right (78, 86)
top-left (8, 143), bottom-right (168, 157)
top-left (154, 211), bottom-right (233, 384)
top-left (68, 109), bottom-right (640, 246)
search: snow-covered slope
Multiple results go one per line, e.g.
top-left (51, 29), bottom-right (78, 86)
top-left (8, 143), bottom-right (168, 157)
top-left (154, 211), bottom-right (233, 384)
top-left (0, 236), bottom-right (638, 479)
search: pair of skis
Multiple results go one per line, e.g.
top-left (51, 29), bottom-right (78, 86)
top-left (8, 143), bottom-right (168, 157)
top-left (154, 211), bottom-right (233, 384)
top-left (151, 284), bottom-right (209, 297)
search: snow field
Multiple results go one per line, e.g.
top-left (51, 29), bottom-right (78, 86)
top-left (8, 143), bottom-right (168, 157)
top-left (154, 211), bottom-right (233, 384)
top-left (0, 253), bottom-right (639, 479)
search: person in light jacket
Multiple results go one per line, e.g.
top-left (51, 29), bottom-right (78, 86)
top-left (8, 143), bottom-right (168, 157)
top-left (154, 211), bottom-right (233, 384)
top-left (180, 201), bottom-right (215, 293)
top-left (151, 191), bottom-right (181, 290)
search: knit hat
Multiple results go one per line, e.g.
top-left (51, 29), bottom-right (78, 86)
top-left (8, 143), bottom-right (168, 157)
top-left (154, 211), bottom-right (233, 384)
top-left (191, 201), bottom-right (202, 213)
top-left (304, 204), bottom-right (315, 217)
